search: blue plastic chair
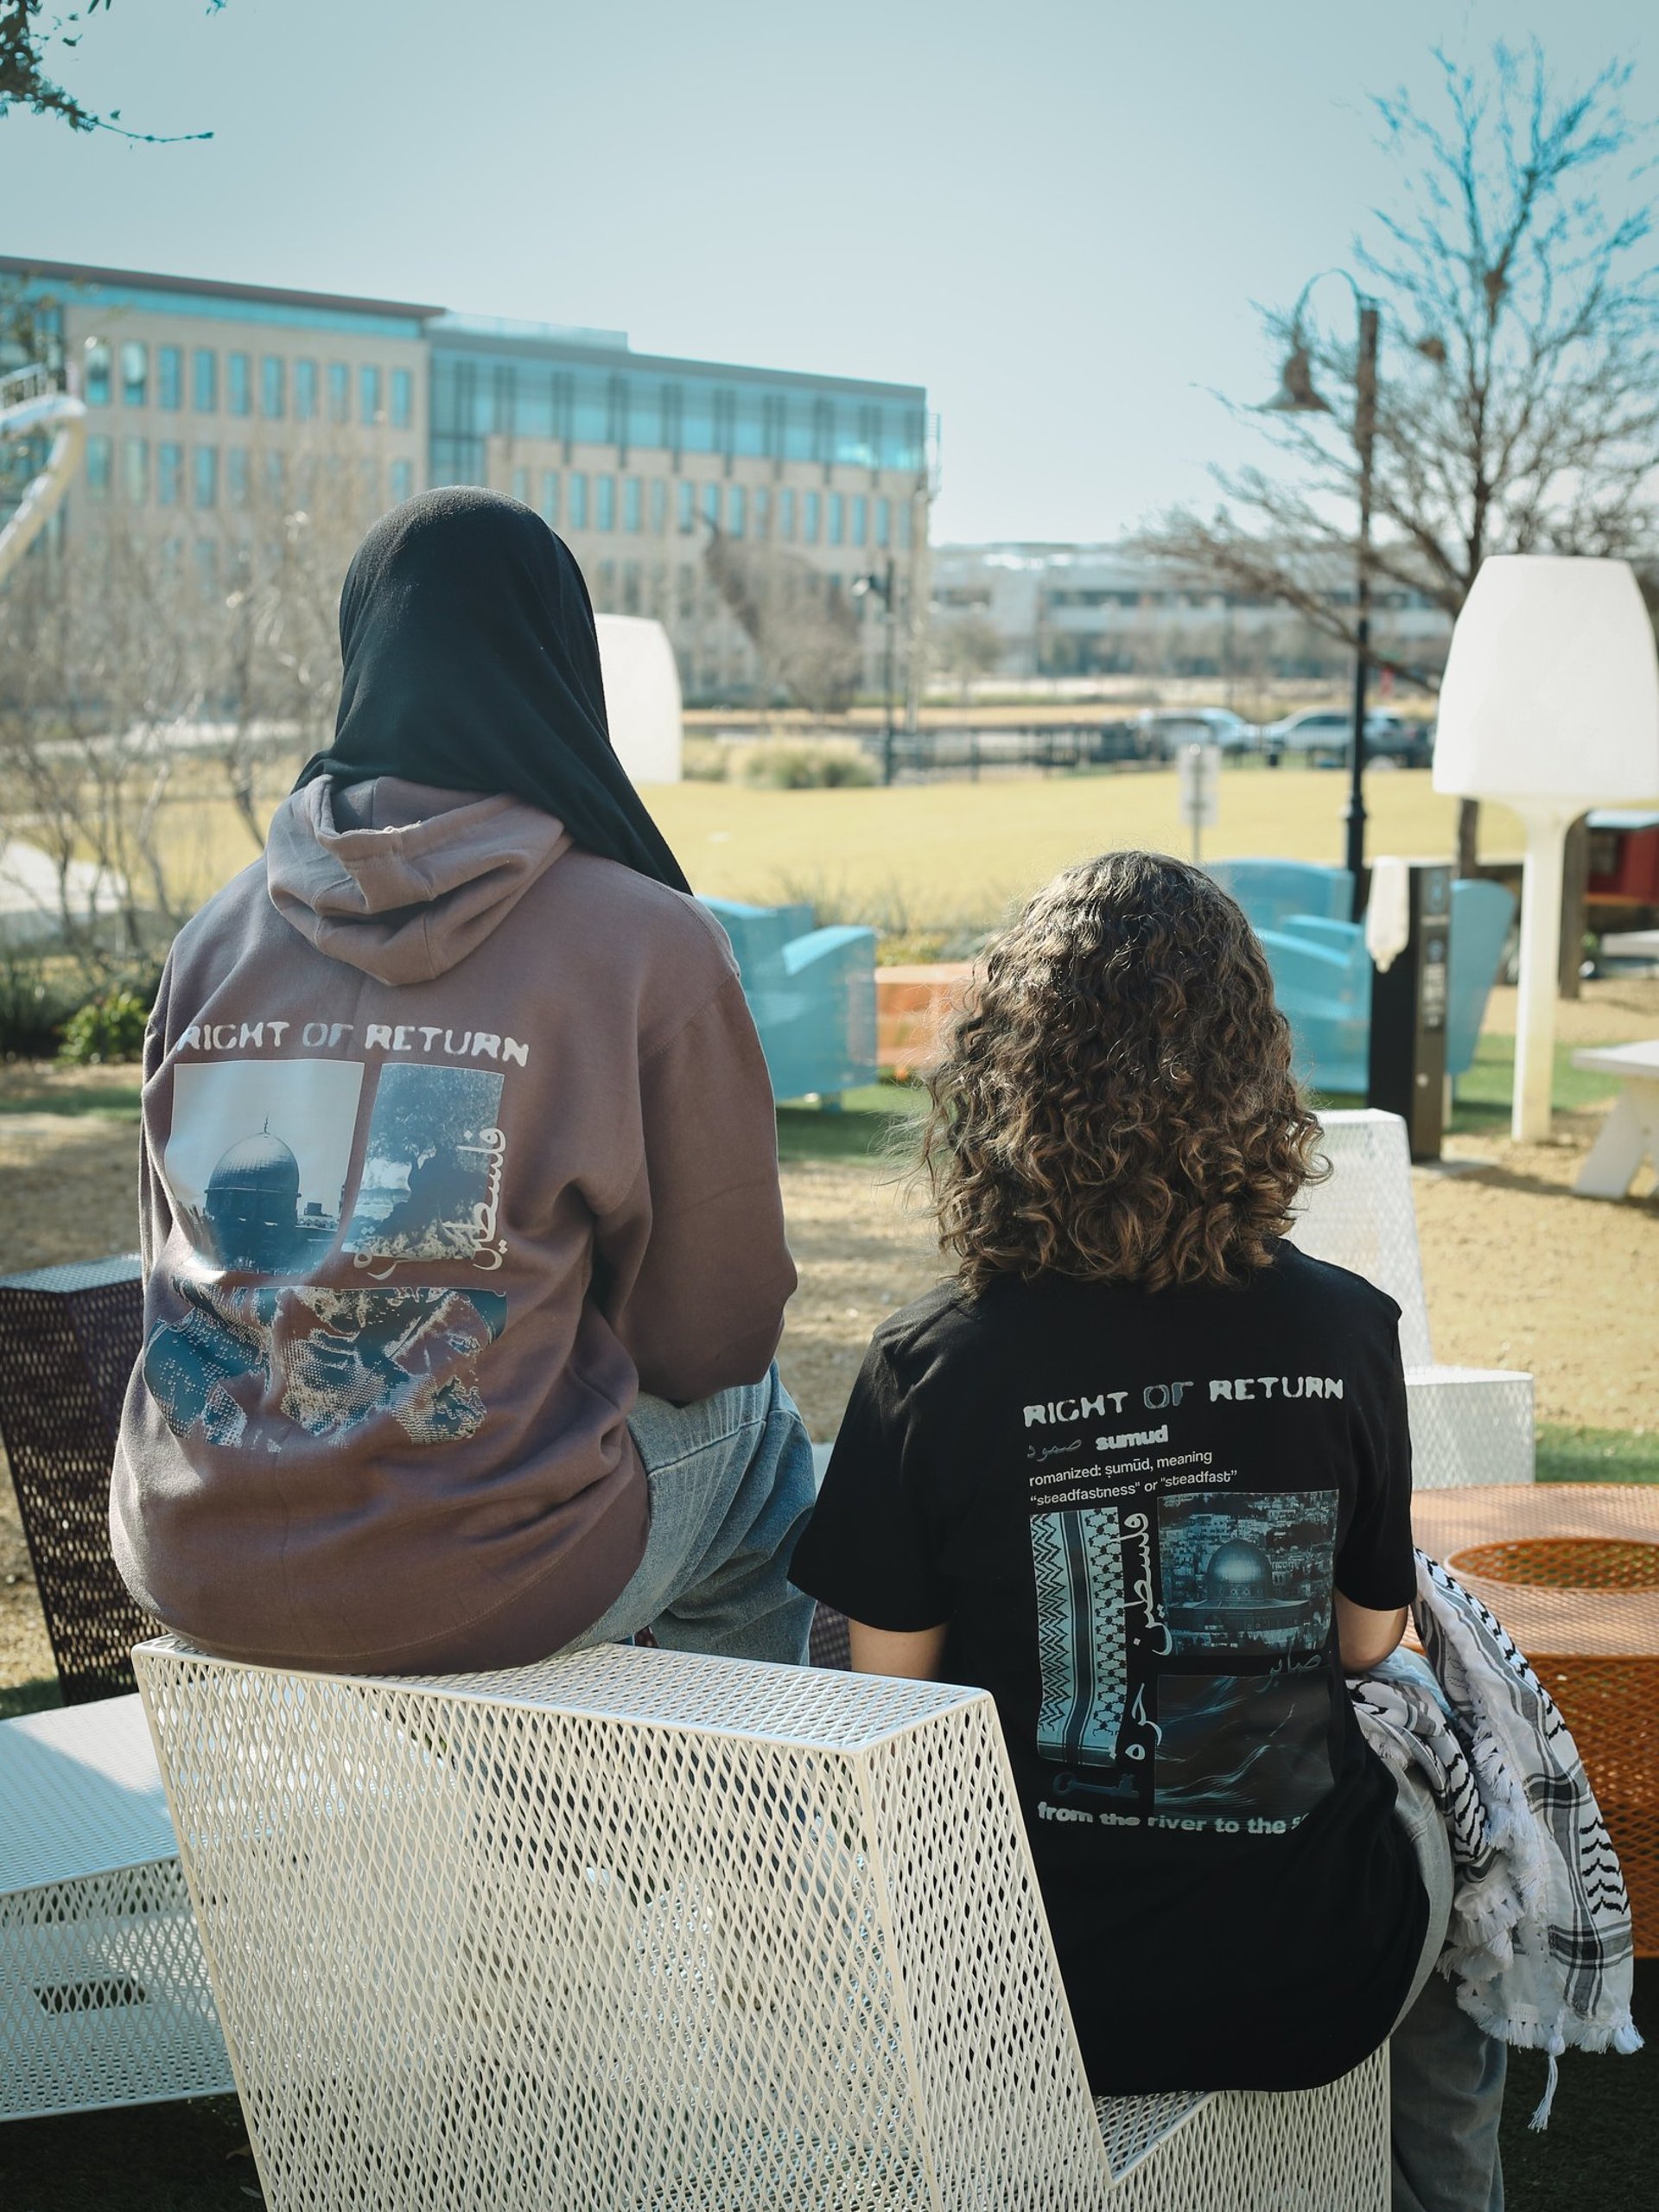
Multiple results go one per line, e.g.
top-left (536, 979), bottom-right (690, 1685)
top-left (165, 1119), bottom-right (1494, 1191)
top-left (1205, 859), bottom-right (1356, 933)
top-left (1446, 878), bottom-right (1516, 1084)
top-left (1255, 917), bottom-right (1370, 1094)
top-left (702, 899), bottom-right (877, 1102)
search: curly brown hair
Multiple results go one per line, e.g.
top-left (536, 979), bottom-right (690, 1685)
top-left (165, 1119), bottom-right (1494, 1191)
top-left (919, 851), bottom-right (1325, 1295)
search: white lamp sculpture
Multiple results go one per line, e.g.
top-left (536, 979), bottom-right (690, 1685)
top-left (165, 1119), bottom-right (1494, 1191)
top-left (594, 613), bottom-right (683, 785)
top-left (1434, 556), bottom-right (1659, 1141)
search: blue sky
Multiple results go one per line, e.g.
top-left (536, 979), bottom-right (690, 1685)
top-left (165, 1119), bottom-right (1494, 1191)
top-left (4, 0), bottom-right (1655, 541)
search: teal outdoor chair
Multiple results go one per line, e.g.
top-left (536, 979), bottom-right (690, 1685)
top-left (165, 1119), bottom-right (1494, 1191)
top-left (702, 899), bottom-right (878, 1103)
top-left (1446, 879), bottom-right (1516, 1085)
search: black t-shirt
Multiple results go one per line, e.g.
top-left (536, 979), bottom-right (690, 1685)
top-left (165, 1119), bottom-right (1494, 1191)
top-left (790, 1242), bottom-right (1427, 2094)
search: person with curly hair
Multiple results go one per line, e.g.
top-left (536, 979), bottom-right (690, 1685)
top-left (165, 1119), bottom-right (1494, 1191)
top-left (791, 851), bottom-right (1505, 2212)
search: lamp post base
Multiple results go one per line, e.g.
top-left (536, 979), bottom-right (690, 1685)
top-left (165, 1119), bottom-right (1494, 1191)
top-left (1511, 803), bottom-right (1582, 1145)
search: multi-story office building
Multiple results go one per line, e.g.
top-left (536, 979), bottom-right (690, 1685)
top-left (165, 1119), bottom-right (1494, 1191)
top-left (932, 543), bottom-right (1452, 690)
top-left (2, 257), bottom-right (931, 703)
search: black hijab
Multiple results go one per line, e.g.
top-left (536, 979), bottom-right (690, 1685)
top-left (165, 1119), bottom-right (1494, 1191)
top-left (296, 486), bottom-right (690, 893)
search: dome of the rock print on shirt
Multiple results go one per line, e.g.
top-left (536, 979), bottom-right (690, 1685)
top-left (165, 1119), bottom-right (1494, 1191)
top-left (207, 1132), bottom-right (302, 1199)
top-left (1204, 1536), bottom-right (1274, 1602)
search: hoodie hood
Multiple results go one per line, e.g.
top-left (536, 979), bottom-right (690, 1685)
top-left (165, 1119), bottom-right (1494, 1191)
top-left (265, 776), bottom-right (571, 984)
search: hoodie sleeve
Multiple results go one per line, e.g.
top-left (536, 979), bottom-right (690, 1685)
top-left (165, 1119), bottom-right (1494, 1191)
top-left (597, 972), bottom-right (796, 1404)
top-left (137, 956), bottom-right (178, 1276)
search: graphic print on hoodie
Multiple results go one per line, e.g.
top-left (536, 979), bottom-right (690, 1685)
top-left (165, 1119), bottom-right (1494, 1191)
top-left (112, 774), bottom-right (796, 1671)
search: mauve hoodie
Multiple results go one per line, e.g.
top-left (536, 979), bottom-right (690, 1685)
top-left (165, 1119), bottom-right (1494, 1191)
top-left (110, 776), bottom-right (797, 1671)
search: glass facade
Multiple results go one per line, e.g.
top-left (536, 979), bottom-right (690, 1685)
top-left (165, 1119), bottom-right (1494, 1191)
top-left (391, 457), bottom-right (414, 505)
top-left (121, 342), bottom-right (147, 407)
top-left (804, 490), bottom-right (821, 544)
top-left (427, 342), bottom-right (926, 477)
top-left (85, 434), bottom-right (112, 497)
top-left (194, 445), bottom-right (218, 509)
top-left (295, 359), bottom-right (317, 419)
top-left (327, 363), bottom-right (350, 423)
top-left (84, 342), bottom-right (111, 406)
top-left (853, 494), bottom-right (868, 548)
top-left (158, 346), bottom-right (183, 410)
top-left (701, 482), bottom-right (719, 530)
top-left (262, 356), bottom-right (285, 419)
top-left (227, 352), bottom-right (251, 416)
top-left (596, 474), bottom-right (615, 531)
top-left (828, 493), bottom-right (844, 547)
top-left (624, 475), bottom-right (642, 532)
top-left (677, 480), bottom-right (694, 534)
top-left (194, 348), bottom-right (217, 412)
top-left (390, 368), bottom-right (413, 428)
top-left (158, 442), bottom-right (182, 505)
top-left (228, 448), bottom-right (251, 508)
top-left (512, 465), bottom-right (531, 505)
top-left (876, 496), bottom-right (890, 548)
top-left (540, 470), bottom-right (559, 524)
top-left (265, 451), bottom-right (286, 506)
top-left (360, 365), bottom-right (383, 425)
top-left (569, 472), bottom-right (588, 529)
top-left (123, 437), bottom-right (148, 503)
top-left (728, 485), bottom-right (746, 538)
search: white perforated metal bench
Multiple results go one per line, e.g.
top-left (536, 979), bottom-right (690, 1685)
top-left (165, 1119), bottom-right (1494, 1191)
top-left (1295, 1109), bottom-right (1534, 1489)
top-left (1570, 1040), bottom-right (1659, 1199)
top-left (0, 1694), bottom-right (232, 2120)
top-left (134, 1637), bottom-right (1387, 2210)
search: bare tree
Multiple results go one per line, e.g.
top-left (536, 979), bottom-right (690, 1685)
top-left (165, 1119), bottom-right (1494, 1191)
top-left (1142, 42), bottom-right (1659, 870)
top-left (702, 531), bottom-right (862, 716)
top-left (933, 611), bottom-right (1003, 701)
top-left (0, 0), bottom-right (220, 139)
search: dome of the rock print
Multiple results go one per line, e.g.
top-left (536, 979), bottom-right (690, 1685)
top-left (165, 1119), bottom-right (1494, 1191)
top-left (207, 1133), bottom-right (301, 1198)
top-left (1204, 1536), bottom-right (1274, 1601)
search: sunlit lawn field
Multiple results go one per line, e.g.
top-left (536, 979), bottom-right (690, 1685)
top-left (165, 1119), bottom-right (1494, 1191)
top-left (158, 764), bottom-right (1523, 930)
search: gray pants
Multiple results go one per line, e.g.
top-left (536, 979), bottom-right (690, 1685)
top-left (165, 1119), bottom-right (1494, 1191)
top-left (1389, 1765), bottom-right (1507, 2212)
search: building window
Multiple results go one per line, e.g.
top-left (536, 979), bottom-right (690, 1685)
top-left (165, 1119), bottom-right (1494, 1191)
top-left (84, 341), bottom-right (111, 407)
top-left (624, 476), bottom-right (642, 532)
top-left (157, 346), bottom-right (183, 411)
top-left (85, 434), bottom-right (112, 499)
top-left (327, 363), bottom-right (350, 424)
top-left (650, 478), bottom-right (667, 535)
top-left (359, 457), bottom-right (381, 508)
top-left (295, 359), bottom-right (318, 420)
top-left (540, 470), bottom-right (560, 525)
top-left (193, 348), bottom-right (217, 413)
top-left (597, 560), bottom-right (617, 609)
top-left (875, 497), bottom-right (891, 548)
top-left (596, 474), bottom-right (616, 531)
top-left (360, 365), bottom-right (383, 426)
top-left (753, 486), bottom-right (770, 538)
top-left (702, 481), bottom-right (720, 530)
top-left (512, 466), bottom-right (531, 505)
top-left (852, 495), bottom-right (868, 548)
top-left (157, 442), bottom-right (182, 506)
top-left (120, 342), bottom-right (148, 408)
top-left (828, 493), bottom-right (844, 546)
top-left (123, 437), bottom-right (149, 504)
top-left (623, 560), bottom-right (641, 614)
top-left (227, 352), bottom-right (251, 416)
top-left (194, 538), bottom-right (219, 597)
top-left (265, 451), bottom-right (286, 507)
top-left (227, 448), bottom-right (251, 509)
top-left (677, 563), bottom-right (695, 621)
top-left (677, 480), bottom-right (695, 534)
top-left (390, 367), bottom-right (413, 429)
top-left (194, 445), bottom-right (219, 509)
top-left (780, 487), bottom-right (797, 542)
top-left (569, 472), bottom-right (589, 529)
top-left (728, 485), bottom-right (746, 538)
top-left (261, 356), bottom-right (285, 420)
top-left (804, 490), bottom-right (821, 544)
top-left (389, 457), bottom-right (413, 505)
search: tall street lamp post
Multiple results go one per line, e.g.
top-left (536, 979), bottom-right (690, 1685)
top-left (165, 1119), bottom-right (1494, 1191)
top-left (1264, 276), bottom-right (1382, 918)
top-left (853, 556), bottom-right (898, 785)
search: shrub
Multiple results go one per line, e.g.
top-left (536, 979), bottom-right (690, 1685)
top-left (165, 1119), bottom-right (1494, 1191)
top-left (57, 982), bottom-right (156, 1066)
top-left (681, 737), bottom-right (731, 782)
top-left (0, 957), bottom-right (83, 1058)
top-left (741, 740), bottom-right (875, 791)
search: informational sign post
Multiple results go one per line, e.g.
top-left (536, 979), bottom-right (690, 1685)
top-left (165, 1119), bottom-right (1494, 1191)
top-left (1178, 742), bottom-right (1220, 862)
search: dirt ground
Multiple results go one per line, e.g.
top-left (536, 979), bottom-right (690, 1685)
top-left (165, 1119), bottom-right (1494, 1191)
top-left (3, 972), bottom-right (1657, 1691)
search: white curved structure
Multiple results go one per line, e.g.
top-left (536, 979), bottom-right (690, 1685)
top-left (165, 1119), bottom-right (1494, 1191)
top-left (595, 612), bottom-right (683, 785)
top-left (0, 365), bottom-right (86, 587)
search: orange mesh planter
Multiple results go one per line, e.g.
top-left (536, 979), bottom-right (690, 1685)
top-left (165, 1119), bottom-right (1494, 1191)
top-left (875, 963), bottom-right (974, 1079)
top-left (1413, 1484), bottom-right (1659, 1956)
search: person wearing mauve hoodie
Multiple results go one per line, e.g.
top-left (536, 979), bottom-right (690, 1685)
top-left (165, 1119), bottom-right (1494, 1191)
top-left (111, 486), bottom-right (816, 1675)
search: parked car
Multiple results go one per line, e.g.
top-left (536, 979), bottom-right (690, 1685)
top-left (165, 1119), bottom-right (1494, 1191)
top-left (1256, 709), bottom-right (1433, 766)
top-left (1135, 708), bottom-right (1260, 758)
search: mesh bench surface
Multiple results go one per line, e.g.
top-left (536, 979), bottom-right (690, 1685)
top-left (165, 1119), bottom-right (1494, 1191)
top-left (136, 1637), bottom-right (1387, 2209)
top-left (0, 1693), bottom-right (233, 2120)
top-left (0, 1255), bottom-right (156, 1702)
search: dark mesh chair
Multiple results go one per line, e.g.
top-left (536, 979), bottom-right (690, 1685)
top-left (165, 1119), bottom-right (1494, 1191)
top-left (0, 1256), bottom-right (156, 1704)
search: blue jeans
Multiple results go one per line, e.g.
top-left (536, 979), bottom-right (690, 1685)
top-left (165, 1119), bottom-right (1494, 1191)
top-left (1390, 1758), bottom-right (1508, 2212)
top-left (569, 1362), bottom-right (817, 1667)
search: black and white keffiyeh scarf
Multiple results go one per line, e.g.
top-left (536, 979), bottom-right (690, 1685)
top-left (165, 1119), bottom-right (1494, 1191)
top-left (1348, 1549), bottom-right (1643, 2127)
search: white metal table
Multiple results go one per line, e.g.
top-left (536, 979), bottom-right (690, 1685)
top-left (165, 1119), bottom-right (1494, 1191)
top-left (1572, 1039), bottom-right (1659, 1198)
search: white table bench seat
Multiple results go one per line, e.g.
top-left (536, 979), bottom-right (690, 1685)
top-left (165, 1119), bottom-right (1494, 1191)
top-left (1572, 1040), bottom-right (1659, 1198)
